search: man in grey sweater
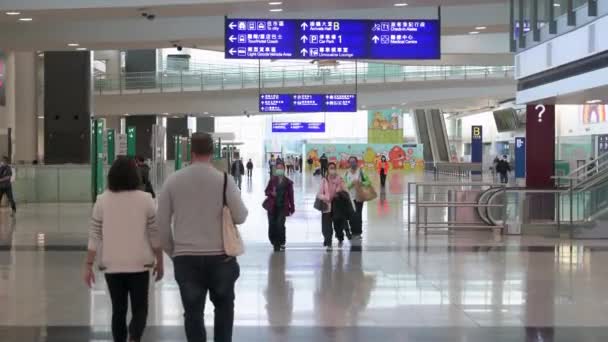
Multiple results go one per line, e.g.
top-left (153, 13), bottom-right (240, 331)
top-left (157, 132), bottom-right (248, 342)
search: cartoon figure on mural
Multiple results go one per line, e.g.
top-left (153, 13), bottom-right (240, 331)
top-left (388, 146), bottom-right (407, 169)
top-left (372, 112), bottom-right (395, 130)
top-left (307, 149), bottom-right (320, 169)
top-left (363, 147), bottom-right (376, 167)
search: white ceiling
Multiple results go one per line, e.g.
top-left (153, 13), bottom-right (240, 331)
top-left (1, 0), bottom-right (513, 114)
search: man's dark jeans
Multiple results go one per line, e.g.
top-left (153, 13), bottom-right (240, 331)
top-left (174, 255), bottom-right (240, 342)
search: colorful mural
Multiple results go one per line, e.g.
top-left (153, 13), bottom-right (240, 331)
top-left (582, 104), bottom-right (607, 124)
top-left (368, 109), bottom-right (403, 144)
top-left (305, 143), bottom-right (424, 171)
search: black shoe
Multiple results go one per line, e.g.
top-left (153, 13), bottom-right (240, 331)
top-left (345, 230), bottom-right (352, 240)
top-left (273, 245), bottom-right (281, 252)
top-left (280, 245), bottom-right (286, 251)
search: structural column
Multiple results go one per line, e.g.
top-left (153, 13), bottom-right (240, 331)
top-left (6, 51), bottom-right (37, 162)
top-left (525, 104), bottom-right (555, 221)
top-left (44, 51), bottom-right (91, 164)
top-left (525, 104), bottom-right (555, 188)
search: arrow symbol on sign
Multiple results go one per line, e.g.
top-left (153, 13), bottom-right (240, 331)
top-left (300, 48), bottom-right (308, 56)
top-left (301, 22), bottom-right (308, 30)
top-left (300, 35), bottom-right (308, 43)
top-left (372, 35), bottom-right (380, 44)
top-left (229, 35), bottom-right (237, 42)
top-left (229, 48), bottom-right (236, 55)
top-left (228, 22), bottom-right (237, 30)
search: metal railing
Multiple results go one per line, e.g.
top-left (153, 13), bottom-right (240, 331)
top-left (407, 182), bottom-right (507, 234)
top-left (424, 162), bottom-right (483, 180)
top-left (94, 64), bottom-right (515, 95)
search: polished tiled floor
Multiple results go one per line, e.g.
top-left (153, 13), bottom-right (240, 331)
top-left (2, 171), bottom-right (608, 341)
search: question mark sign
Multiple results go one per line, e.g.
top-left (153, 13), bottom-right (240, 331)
top-left (535, 104), bottom-right (546, 123)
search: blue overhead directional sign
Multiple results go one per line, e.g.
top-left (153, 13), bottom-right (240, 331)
top-left (272, 122), bottom-right (326, 133)
top-left (226, 18), bottom-right (440, 60)
top-left (260, 94), bottom-right (357, 113)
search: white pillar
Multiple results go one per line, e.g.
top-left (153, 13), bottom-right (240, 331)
top-left (7, 51), bottom-right (37, 162)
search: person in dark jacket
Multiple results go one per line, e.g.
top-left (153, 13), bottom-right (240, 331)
top-left (0, 157), bottom-right (16, 216)
top-left (246, 159), bottom-right (254, 178)
top-left (136, 156), bottom-right (155, 198)
top-left (319, 154), bottom-right (329, 177)
top-left (263, 162), bottom-right (295, 252)
top-left (496, 155), bottom-right (511, 184)
top-left (231, 158), bottom-right (245, 189)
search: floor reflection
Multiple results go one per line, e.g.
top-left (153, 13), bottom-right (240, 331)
top-left (265, 252), bottom-right (293, 340)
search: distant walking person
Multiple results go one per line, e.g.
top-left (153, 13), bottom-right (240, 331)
top-left (135, 156), bottom-right (155, 198)
top-left (496, 155), bottom-right (512, 184)
top-left (376, 155), bottom-right (390, 188)
top-left (231, 158), bottom-right (245, 189)
top-left (319, 153), bottom-right (329, 177)
top-left (158, 133), bottom-right (248, 342)
top-left (246, 159), bottom-right (254, 178)
top-left (587, 157), bottom-right (597, 178)
top-left (263, 161), bottom-right (295, 252)
top-left (307, 156), bottom-right (314, 172)
top-left (0, 157), bottom-right (16, 216)
top-left (345, 157), bottom-right (370, 241)
top-left (83, 156), bottom-right (163, 342)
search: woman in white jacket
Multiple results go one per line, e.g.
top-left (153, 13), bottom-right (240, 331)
top-left (83, 157), bottom-right (163, 342)
top-left (317, 162), bottom-right (348, 250)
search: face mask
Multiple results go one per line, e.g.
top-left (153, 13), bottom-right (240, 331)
top-left (329, 169), bottom-right (337, 176)
top-left (381, 158), bottom-right (386, 162)
top-left (350, 161), bottom-right (357, 169)
top-left (275, 169), bottom-right (285, 177)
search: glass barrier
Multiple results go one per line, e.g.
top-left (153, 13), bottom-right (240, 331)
top-left (12, 165), bottom-right (108, 203)
top-left (94, 64), bottom-right (515, 95)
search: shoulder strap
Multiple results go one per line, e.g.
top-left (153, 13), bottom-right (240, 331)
top-left (223, 172), bottom-right (227, 206)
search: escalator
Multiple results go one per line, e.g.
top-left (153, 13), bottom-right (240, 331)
top-left (414, 109), bottom-right (450, 163)
top-left (428, 109), bottom-right (450, 162)
top-left (413, 109), bottom-right (433, 162)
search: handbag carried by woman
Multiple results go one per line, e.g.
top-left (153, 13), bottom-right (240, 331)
top-left (354, 170), bottom-right (378, 202)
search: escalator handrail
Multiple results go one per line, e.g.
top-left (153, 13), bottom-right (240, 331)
top-left (556, 152), bottom-right (608, 178)
top-left (477, 187), bottom-right (504, 226)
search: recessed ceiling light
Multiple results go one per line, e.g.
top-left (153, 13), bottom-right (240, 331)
top-left (553, 3), bottom-right (561, 7)
top-left (76, 47), bottom-right (87, 51)
top-left (269, 8), bottom-right (283, 12)
top-left (67, 43), bottom-right (79, 47)
top-left (394, 3), bottom-right (408, 7)
top-left (18, 17), bottom-right (33, 21)
top-left (469, 31), bottom-right (480, 35)
top-left (475, 26), bottom-right (487, 30)
top-left (268, 1), bottom-right (283, 5)
top-left (204, 112), bottom-right (209, 115)
top-left (586, 99), bottom-right (602, 104)
top-left (5, 11), bottom-right (21, 16)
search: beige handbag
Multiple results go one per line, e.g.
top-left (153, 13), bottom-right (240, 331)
top-left (222, 173), bottom-right (244, 256)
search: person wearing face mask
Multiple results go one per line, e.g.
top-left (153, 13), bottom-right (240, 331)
top-left (376, 155), bottom-right (390, 188)
top-left (344, 157), bottom-right (370, 241)
top-left (317, 162), bottom-right (348, 250)
top-left (263, 162), bottom-right (295, 252)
